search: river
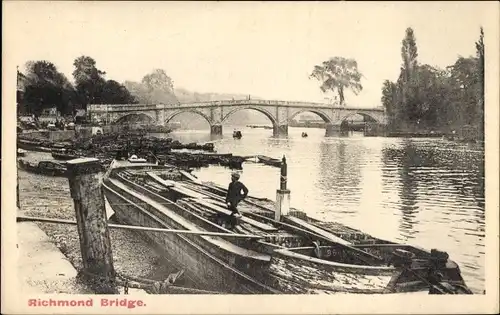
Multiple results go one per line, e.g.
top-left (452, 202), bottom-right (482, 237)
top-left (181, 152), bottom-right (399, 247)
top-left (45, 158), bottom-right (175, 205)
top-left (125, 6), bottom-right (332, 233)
top-left (158, 125), bottom-right (485, 294)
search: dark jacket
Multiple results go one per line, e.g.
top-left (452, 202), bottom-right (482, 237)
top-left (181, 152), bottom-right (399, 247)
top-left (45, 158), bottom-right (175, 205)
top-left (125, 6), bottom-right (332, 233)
top-left (226, 181), bottom-right (249, 206)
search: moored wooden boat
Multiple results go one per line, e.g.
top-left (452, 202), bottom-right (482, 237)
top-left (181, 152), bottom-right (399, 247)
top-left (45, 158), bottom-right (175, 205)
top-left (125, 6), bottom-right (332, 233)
top-left (102, 161), bottom-right (472, 294)
top-left (17, 149), bottom-right (27, 157)
top-left (17, 159), bottom-right (68, 177)
top-left (52, 151), bottom-right (82, 160)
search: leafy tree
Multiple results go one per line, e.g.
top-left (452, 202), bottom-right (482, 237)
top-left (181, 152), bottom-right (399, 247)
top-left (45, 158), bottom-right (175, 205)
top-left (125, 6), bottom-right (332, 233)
top-left (101, 80), bottom-right (137, 104)
top-left (124, 69), bottom-right (178, 105)
top-left (381, 80), bottom-right (398, 129)
top-left (399, 27), bottom-right (420, 124)
top-left (309, 57), bottom-right (363, 106)
top-left (23, 60), bottom-right (77, 116)
top-left (475, 27), bottom-right (485, 139)
top-left (123, 81), bottom-right (151, 103)
top-left (141, 69), bottom-right (178, 104)
top-left (381, 27), bottom-right (485, 139)
top-left (142, 69), bottom-right (174, 93)
top-left (447, 57), bottom-right (480, 126)
top-left (72, 56), bottom-right (107, 107)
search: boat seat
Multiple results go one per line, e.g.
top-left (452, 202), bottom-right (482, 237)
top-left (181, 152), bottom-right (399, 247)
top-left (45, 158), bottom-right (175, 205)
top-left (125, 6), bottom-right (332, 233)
top-left (191, 199), bottom-right (278, 232)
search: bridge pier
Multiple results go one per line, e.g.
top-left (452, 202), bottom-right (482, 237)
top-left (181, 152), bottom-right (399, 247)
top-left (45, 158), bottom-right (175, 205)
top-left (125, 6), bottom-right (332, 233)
top-left (273, 125), bottom-right (288, 137)
top-left (325, 123), bottom-right (342, 137)
top-left (210, 124), bottom-right (223, 136)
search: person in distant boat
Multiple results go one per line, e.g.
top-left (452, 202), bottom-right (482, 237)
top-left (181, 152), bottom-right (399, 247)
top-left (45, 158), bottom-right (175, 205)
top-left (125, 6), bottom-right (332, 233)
top-left (226, 172), bottom-right (248, 218)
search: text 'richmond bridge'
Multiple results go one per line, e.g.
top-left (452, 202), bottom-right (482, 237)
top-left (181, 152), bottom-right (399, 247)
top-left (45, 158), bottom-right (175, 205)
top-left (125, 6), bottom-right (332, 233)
top-left (88, 99), bottom-right (387, 137)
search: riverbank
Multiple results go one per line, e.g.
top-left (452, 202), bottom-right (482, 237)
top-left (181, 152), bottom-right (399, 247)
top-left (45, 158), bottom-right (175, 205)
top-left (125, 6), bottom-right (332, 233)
top-left (17, 160), bottom-right (200, 292)
top-left (16, 219), bottom-right (92, 294)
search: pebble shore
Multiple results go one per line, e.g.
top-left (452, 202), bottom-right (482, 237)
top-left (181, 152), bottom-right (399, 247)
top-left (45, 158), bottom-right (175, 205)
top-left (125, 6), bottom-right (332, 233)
top-left (18, 152), bottom-right (194, 290)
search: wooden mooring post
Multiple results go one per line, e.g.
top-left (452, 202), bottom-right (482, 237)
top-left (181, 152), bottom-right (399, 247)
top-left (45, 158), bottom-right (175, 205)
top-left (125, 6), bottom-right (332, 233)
top-left (66, 157), bottom-right (118, 294)
top-left (275, 155), bottom-right (291, 221)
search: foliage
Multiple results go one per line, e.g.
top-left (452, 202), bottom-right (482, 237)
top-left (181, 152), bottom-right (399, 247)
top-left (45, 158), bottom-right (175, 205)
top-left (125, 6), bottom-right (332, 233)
top-left (72, 56), bottom-right (107, 107)
top-left (101, 80), bottom-right (137, 104)
top-left (22, 61), bottom-right (77, 116)
top-left (72, 56), bottom-right (137, 107)
top-left (381, 27), bottom-right (485, 138)
top-left (124, 69), bottom-right (178, 104)
top-left (310, 57), bottom-right (363, 106)
top-left (18, 56), bottom-right (138, 116)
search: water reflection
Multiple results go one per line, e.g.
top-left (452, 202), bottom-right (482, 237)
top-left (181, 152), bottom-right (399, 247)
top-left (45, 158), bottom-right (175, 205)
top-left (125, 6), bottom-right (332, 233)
top-left (394, 141), bottom-right (420, 241)
top-left (317, 140), bottom-right (363, 215)
top-left (156, 129), bottom-right (485, 293)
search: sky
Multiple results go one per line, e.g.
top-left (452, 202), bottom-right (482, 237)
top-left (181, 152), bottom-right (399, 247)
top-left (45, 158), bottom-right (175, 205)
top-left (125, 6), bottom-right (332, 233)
top-left (4, 1), bottom-right (494, 108)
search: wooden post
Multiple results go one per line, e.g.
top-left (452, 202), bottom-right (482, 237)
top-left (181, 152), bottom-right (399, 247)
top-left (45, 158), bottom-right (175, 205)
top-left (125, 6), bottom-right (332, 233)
top-left (66, 157), bottom-right (118, 294)
top-left (275, 155), bottom-right (291, 221)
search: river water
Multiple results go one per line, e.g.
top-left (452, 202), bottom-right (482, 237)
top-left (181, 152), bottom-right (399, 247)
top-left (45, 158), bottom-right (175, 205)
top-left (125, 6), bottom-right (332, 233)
top-left (159, 126), bottom-right (485, 294)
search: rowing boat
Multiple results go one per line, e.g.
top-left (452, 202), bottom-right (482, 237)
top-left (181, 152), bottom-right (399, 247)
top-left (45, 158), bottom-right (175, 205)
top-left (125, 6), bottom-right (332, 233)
top-left (256, 155), bottom-right (282, 168)
top-left (102, 161), bottom-right (472, 294)
top-left (17, 159), bottom-right (68, 177)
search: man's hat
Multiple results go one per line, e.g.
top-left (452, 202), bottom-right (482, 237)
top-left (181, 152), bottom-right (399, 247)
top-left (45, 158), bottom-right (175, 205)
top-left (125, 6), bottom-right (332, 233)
top-left (231, 172), bottom-right (240, 179)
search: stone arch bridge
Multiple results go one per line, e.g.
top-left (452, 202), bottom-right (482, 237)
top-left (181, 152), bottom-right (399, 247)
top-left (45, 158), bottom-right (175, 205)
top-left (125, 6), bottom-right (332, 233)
top-left (87, 100), bottom-right (387, 137)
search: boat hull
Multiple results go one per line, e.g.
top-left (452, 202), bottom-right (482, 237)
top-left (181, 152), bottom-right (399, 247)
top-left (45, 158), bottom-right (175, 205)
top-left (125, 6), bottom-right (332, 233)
top-left (103, 175), bottom-right (278, 294)
top-left (17, 160), bottom-right (67, 177)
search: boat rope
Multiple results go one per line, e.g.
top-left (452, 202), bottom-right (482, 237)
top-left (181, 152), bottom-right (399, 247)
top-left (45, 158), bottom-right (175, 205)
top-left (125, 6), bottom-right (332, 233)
top-left (16, 215), bottom-right (264, 239)
top-left (78, 269), bottom-right (222, 294)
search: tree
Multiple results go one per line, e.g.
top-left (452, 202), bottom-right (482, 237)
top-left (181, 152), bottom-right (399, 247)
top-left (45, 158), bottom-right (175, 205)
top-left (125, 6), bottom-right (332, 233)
top-left (124, 69), bottom-right (178, 105)
top-left (123, 81), bottom-right (151, 103)
top-left (381, 80), bottom-right (398, 129)
top-left (475, 27), bottom-right (485, 139)
top-left (23, 60), bottom-right (77, 116)
top-left (101, 80), bottom-right (137, 104)
top-left (141, 69), bottom-right (178, 104)
top-left (142, 69), bottom-right (174, 93)
top-left (399, 27), bottom-right (420, 124)
top-left (447, 57), bottom-right (480, 126)
top-left (309, 57), bottom-right (363, 106)
top-left (72, 56), bottom-right (107, 108)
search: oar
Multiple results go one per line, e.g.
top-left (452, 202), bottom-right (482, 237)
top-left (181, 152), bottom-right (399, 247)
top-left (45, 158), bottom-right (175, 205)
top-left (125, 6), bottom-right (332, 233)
top-left (16, 215), bottom-right (264, 240)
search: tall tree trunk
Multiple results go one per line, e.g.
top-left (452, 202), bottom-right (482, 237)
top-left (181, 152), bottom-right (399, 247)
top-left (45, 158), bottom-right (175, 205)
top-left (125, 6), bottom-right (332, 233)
top-left (338, 87), bottom-right (345, 106)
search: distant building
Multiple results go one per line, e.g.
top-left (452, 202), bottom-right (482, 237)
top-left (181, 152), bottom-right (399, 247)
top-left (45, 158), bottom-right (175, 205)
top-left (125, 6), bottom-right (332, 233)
top-left (41, 107), bottom-right (59, 116)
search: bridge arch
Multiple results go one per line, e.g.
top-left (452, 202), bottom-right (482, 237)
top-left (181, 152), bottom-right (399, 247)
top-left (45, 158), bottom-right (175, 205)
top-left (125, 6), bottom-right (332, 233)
top-left (221, 106), bottom-right (279, 128)
top-left (288, 109), bottom-right (333, 124)
top-left (340, 112), bottom-right (380, 123)
top-left (113, 113), bottom-right (156, 125)
top-left (165, 109), bottom-right (212, 126)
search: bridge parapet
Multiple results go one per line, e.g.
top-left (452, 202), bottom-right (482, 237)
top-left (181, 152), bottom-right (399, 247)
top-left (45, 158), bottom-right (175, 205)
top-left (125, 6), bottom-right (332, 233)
top-left (89, 100), bottom-right (385, 112)
top-left (87, 99), bottom-right (387, 137)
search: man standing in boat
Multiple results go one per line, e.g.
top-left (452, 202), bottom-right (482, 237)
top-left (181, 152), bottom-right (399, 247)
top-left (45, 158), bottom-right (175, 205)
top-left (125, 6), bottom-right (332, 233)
top-left (226, 172), bottom-right (248, 220)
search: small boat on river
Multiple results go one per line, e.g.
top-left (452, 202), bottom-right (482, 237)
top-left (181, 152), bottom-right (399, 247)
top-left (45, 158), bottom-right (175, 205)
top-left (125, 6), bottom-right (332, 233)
top-left (256, 155), bottom-right (282, 168)
top-left (17, 159), bottom-right (67, 177)
top-left (102, 161), bottom-right (471, 294)
top-left (233, 130), bottom-right (242, 139)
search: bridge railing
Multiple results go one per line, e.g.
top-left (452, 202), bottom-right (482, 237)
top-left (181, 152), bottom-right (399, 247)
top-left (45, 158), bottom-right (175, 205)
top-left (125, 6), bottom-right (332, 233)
top-left (87, 101), bottom-right (385, 112)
